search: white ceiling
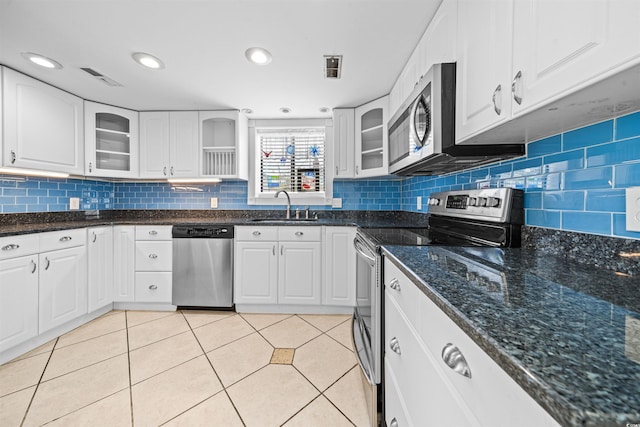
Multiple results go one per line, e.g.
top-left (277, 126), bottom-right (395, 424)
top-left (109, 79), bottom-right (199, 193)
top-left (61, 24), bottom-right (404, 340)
top-left (0, 0), bottom-right (442, 118)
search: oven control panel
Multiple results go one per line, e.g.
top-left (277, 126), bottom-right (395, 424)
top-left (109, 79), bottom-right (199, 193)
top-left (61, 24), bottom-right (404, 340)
top-left (428, 188), bottom-right (523, 223)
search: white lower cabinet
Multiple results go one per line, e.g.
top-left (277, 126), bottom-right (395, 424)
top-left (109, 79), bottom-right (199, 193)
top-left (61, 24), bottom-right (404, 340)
top-left (38, 238), bottom-right (87, 334)
top-left (0, 254), bottom-right (39, 353)
top-left (234, 226), bottom-right (323, 307)
top-left (87, 227), bottom-right (114, 312)
top-left (323, 226), bottom-right (356, 306)
top-left (384, 258), bottom-right (559, 427)
top-left (134, 226), bottom-right (173, 304)
top-left (113, 226), bottom-right (135, 302)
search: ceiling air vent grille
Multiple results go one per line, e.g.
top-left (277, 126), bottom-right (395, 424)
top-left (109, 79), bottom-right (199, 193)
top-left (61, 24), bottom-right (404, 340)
top-left (80, 67), bottom-right (123, 87)
top-left (324, 55), bottom-right (342, 79)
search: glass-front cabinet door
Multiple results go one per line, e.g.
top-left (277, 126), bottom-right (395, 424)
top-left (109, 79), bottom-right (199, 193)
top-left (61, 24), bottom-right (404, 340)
top-left (85, 101), bottom-right (139, 178)
top-left (354, 96), bottom-right (389, 178)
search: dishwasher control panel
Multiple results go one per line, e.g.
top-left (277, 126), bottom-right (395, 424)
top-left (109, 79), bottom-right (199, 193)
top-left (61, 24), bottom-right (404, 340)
top-left (172, 226), bottom-right (234, 238)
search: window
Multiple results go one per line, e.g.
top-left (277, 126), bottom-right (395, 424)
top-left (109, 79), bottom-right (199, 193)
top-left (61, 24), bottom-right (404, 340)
top-left (248, 119), bottom-right (333, 205)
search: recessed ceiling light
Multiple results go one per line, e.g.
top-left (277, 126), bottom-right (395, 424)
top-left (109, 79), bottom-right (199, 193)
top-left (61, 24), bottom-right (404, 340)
top-left (21, 52), bottom-right (63, 69)
top-left (319, 107), bottom-right (330, 113)
top-left (132, 52), bottom-right (165, 69)
top-left (241, 108), bottom-right (253, 114)
top-left (280, 107), bottom-right (291, 114)
top-left (245, 47), bottom-right (272, 65)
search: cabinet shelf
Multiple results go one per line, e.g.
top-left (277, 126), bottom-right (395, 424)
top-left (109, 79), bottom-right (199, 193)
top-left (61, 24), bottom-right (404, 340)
top-left (361, 124), bottom-right (384, 134)
top-left (96, 127), bottom-right (130, 137)
top-left (361, 147), bottom-right (384, 156)
top-left (96, 149), bottom-right (130, 157)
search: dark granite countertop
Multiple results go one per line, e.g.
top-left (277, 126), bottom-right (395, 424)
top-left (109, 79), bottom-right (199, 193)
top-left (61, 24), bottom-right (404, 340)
top-left (0, 210), bottom-right (429, 237)
top-left (382, 245), bottom-right (640, 427)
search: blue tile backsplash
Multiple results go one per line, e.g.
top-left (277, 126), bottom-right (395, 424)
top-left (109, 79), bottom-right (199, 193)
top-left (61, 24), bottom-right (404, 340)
top-left (1, 111), bottom-right (639, 240)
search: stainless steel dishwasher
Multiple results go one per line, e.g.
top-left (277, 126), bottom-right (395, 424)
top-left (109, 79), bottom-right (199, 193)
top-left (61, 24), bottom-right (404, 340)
top-left (172, 225), bottom-right (234, 309)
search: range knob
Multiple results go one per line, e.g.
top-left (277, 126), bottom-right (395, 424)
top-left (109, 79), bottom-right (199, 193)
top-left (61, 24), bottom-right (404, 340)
top-left (467, 197), bottom-right (477, 207)
top-left (429, 198), bottom-right (441, 206)
top-left (488, 197), bottom-right (500, 208)
top-left (478, 197), bottom-right (487, 207)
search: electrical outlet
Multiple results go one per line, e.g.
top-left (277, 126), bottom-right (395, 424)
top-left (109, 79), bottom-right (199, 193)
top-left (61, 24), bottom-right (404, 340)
top-left (626, 187), bottom-right (640, 232)
top-left (417, 196), bottom-right (422, 210)
top-left (69, 197), bottom-right (80, 210)
top-left (332, 198), bottom-right (342, 208)
top-left (210, 197), bottom-right (218, 209)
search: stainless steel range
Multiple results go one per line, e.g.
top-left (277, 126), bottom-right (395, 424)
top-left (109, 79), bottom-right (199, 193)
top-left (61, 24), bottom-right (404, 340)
top-left (351, 188), bottom-right (524, 427)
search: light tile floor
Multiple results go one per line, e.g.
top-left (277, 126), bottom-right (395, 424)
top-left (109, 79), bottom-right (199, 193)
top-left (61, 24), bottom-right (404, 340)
top-left (0, 310), bottom-right (370, 427)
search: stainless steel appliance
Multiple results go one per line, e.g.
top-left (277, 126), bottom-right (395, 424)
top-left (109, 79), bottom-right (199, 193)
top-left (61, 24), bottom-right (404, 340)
top-left (352, 188), bottom-right (524, 427)
top-left (388, 63), bottom-right (525, 176)
top-left (172, 225), bottom-right (234, 309)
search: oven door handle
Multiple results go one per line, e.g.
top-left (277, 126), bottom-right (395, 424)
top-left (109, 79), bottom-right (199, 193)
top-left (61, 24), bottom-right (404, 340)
top-left (354, 237), bottom-right (376, 266)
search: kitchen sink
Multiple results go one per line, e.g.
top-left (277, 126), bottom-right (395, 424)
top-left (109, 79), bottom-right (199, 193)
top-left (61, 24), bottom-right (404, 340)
top-left (249, 218), bottom-right (319, 223)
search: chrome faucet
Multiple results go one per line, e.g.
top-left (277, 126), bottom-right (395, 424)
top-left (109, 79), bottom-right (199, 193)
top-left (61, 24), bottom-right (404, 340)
top-left (274, 190), bottom-right (291, 219)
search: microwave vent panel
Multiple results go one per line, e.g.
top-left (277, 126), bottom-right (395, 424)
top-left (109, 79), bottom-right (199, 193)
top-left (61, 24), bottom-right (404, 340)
top-left (324, 55), bottom-right (342, 79)
top-left (80, 67), bottom-right (123, 87)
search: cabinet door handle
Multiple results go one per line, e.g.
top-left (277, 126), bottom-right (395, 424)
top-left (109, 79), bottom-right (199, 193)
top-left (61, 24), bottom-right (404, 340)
top-left (88, 162), bottom-right (93, 173)
top-left (253, 231), bottom-right (261, 237)
top-left (59, 236), bottom-right (72, 242)
top-left (149, 284), bottom-right (158, 290)
top-left (149, 230), bottom-right (158, 236)
top-left (44, 257), bottom-right (51, 270)
top-left (442, 343), bottom-right (472, 378)
top-left (2, 244), bottom-right (20, 251)
top-left (492, 84), bottom-right (502, 115)
top-left (295, 231), bottom-right (304, 237)
top-left (355, 165), bottom-right (359, 175)
top-left (511, 70), bottom-right (523, 105)
top-left (163, 166), bottom-right (167, 176)
top-left (10, 150), bottom-right (16, 164)
top-left (30, 260), bottom-right (37, 274)
top-left (280, 245), bottom-right (284, 256)
top-left (149, 253), bottom-right (158, 259)
top-left (272, 245), bottom-right (276, 256)
top-left (92, 232), bottom-right (97, 243)
top-left (390, 418), bottom-right (399, 427)
top-left (388, 278), bottom-right (400, 291)
top-left (389, 337), bottom-right (401, 355)
top-left (170, 166), bottom-right (174, 176)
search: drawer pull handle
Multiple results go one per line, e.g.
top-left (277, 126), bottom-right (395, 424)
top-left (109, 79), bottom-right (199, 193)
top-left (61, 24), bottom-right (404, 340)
top-left (31, 260), bottom-right (37, 274)
top-left (442, 343), bottom-right (472, 378)
top-left (44, 257), bottom-right (51, 270)
top-left (149, 284), bottom-right (158, 290)
top-left (389, 337), bottom-right (401, 355)
top-left (149, 254), bottom-right (158, 259)
top-left (389, 278), bottom-right (400, 291)
top-left (59, 236), bottom-right (72, 242)
top-left (390, 418), bottom-right (399, 427)
top-left (149, 230), bottom-right (158, 235)
top-left (253, 231), bottom-right (261, 236)
top-left (295, 231), bottom-right (304, 236)
top-left (2, 244), bottom-right (20, 251)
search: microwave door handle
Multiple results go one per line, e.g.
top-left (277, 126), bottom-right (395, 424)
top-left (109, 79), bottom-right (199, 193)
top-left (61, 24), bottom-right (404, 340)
top-left (354, 238), bottom-right (376, 266)
top-left (409, 96), bottom-right (425, 147)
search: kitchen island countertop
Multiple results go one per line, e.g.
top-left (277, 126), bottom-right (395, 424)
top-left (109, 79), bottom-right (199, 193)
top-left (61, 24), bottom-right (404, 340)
top-left (383, 244), bottom-right (640, 427)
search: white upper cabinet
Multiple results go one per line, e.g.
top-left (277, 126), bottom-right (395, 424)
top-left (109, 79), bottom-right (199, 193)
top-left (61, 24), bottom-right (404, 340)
top-left (354, 96), bottom-right (389, 178)
top-left (2, 67), bottom-right (84, 175)
top-left (199, 110), bottom-right (248, 179)
top-left (332, 108), bottom-right (355, 178)
top-left (139, 111), bottom-right (199, 178)
top-left (455, 0), bottom-right (514, 144)
top-left (511, 0), bottom-right (640, 116)
top-left (85, 101), bottom-right (139, 178)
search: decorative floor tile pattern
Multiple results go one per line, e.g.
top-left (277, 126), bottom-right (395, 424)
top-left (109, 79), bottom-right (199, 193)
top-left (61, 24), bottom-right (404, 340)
top-left (0, 310), bottom-right (368, 426)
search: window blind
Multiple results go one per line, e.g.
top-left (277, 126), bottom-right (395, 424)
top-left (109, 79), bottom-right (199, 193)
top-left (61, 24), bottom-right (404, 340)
top-left (257, 128), bottom-right (325, 194)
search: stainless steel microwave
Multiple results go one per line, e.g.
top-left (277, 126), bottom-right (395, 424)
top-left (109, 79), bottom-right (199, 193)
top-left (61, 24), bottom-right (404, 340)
top-left (388, 62), bottom-right (524, 176)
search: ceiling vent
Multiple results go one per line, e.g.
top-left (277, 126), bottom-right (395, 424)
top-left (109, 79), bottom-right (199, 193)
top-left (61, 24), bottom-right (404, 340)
top-left (324, 55), bottom-right (342, 79)
top-left (80, 67), bottom-right (123, 87)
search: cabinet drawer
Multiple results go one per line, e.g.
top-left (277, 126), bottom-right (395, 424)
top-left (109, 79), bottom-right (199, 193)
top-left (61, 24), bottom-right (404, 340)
top-left (384, 258), bottom-right (419, 326)
top-left (235, 226), bottom-right (278, 241)
top-left (384, 360), bottom-right (413, 427)
top-left (135, 241), bottom-right (172, 271)
top-left (278, 226), bottom-right (321, 241)
top-left (135, 272), bottom-right (172, 303)
top-left (0, 234), bottom-right (39, 260)
top-left (135, 225), bottom-right (172, 241)
top-left (417, 290), bottom-right (558, 426)
top-left (39, 229), bottom-right (86, 252)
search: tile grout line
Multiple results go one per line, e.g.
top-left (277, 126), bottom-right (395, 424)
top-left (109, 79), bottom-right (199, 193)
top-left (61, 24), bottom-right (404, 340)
top-left (180, 310), bottom-right (248, 427)
top-left (19, 337), bottom-right (59, 427)
top-left (125, 311), bottom-right (135, 427)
